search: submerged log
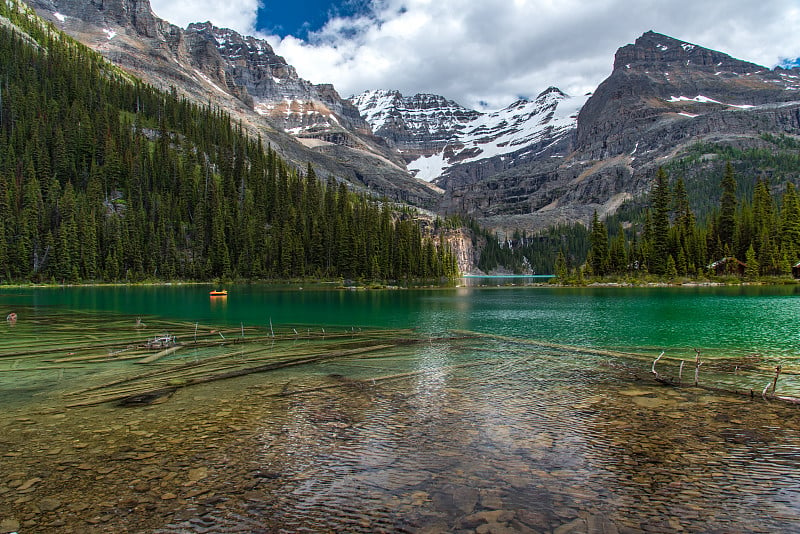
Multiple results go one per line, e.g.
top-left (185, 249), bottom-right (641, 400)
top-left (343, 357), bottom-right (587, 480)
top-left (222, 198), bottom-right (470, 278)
top-left (67, 343), bottom-right (398, 407)
top-left (116, 387), bottom-right (177, 406)
top-left (137, 345), bottom-right (183, 364)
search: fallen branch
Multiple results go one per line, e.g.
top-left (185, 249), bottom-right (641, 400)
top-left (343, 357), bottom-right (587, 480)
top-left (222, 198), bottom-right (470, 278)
top-left (67, 343), bottom-right (398, 407)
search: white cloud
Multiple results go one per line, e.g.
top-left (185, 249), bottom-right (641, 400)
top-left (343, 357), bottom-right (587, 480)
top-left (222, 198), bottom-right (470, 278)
top-left (266, 0), bottom-right (800, 110)
top-left (152, 0), bottom-right (800, 111)
top-left (149, 0), bottom-right (261, 34)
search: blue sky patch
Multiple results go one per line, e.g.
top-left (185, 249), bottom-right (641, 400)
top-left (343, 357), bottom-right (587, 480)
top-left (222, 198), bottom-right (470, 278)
top-left (258, 0), bottom-right (371, 38)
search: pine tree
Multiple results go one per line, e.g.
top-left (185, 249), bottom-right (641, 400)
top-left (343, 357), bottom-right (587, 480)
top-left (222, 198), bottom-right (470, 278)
top-left (554, 250), bottom-right (568, 280)
top-left (780, 182), bottom-right (800, 262)
top-left (588, 211), bottom-right (608, 276)
top-left (744, 244), bottom-right (759, 280)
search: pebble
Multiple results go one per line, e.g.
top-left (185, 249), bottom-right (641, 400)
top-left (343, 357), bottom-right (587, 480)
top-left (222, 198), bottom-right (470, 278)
top-left (0, 518), bottom-right (20, 533)
top-left (553, 517), bottom-right (587, 534)
top-left (38, 497), bottom-right (61, 512)
top-left (187, 467), bottom-right (208, 482)
top-left (15, 477), bottom-right (41, 492)
top-left (2, 340), bottom-right (800, 534)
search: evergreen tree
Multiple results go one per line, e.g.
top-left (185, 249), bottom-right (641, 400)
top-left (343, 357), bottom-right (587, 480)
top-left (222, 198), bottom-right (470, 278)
top-left (650, 167), bottom-right (671, 274)
top-left (780, 182), bottom-right (800, 262)
top-left (588, 211), bottom-right (608, 276)
top-left (744, 244), bottom-right (759, 280)
top-left (554, 250), bottom-right (568, 280)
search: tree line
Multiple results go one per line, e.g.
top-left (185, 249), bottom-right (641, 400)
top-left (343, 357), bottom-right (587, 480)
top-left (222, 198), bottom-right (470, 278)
top-left (0, 3), bottom-right (457, 283)
top-left (580, 163), bottom-right (800, 279)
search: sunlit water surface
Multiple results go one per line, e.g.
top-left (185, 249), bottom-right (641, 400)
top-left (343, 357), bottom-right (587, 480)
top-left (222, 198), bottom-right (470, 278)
top-left (1, 284), bottom-right (800, 533)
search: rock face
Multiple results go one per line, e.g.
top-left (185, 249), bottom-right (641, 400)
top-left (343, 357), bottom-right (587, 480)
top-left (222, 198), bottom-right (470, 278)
top-left (351, 88), bottom-right (588, 183)
top-left (439, 31), bottom-right (800, 232)
top-left (576, 31), bottom-right (800, 159)
top-left (28, 0), bottom-right (439, 206)
top-left (351, 90), bottom-right (481, 153)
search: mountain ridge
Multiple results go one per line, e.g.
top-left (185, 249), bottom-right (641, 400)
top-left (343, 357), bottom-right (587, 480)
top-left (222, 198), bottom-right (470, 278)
top-left (437, 31), bottom-right (800, 232)
top-left (350, 87), bottom-right (588, 183)
top-left (27, 0), bottom-right (441, 206)
top-left (20, 0), bottom-right (800, 234)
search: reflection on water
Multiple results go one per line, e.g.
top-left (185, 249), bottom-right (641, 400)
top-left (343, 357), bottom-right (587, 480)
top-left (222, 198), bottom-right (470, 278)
top-left (1, 293), bottom-right (800, 532)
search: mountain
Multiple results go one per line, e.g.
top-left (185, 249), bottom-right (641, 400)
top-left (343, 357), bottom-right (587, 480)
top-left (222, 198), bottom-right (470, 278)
top-left (27, 0), bottom-right (440, 206)
top-left (19, 0), bottom-right (800, 236)
top-left (576, 31), bottom-right (800, 158)
top-left (437, 31), bottom-right (800, 232)
top-left (351, 87), bottom-right (588, 183)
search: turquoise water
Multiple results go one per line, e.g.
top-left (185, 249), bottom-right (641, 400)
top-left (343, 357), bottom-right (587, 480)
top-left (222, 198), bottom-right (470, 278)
top-left (1, 283), bottom-right (798, 355)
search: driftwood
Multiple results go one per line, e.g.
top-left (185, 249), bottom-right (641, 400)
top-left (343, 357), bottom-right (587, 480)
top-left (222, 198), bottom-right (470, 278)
top-left (67, 343), bottom-right (398, 407)
top-left (137, 345), bottom-right (183, 364)
top-left (453, 329), bottom-right (800, 405)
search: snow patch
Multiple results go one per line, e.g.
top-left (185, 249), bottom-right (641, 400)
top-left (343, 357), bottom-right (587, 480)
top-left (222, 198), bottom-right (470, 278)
top-left (668, 95), bottom-right (722, 104)
top-left (53, 11), bottom-right (65, 22)
top-left (681, 43), bottom-right (695, 52)
top-left (103, 28), bottom-right (116, 40)
top-left (354, 89), bottom-right (589, 181)
top-left (667, 95), bottom-right (754, 109)
top-left (193, 69), bottom-right (227, 95)
top-left (678, 112), bottom-right (699, 118)
top-left (656, 44), bottom-right (669, 51)
top-left (408, 152), bottom-right (448, 182)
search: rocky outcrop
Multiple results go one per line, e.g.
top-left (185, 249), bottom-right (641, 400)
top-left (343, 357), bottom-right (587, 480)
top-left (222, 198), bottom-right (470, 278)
top-left (28, 0), bottom-right (435, 206)
top-left (441, 228), bottom-right (479, 275)
top-left (351, 90), bottom-right (481, 152)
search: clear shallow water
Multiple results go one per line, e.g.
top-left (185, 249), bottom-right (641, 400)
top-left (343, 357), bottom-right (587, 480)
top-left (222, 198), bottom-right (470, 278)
top-left (1, 284), bottom-right (800, 533)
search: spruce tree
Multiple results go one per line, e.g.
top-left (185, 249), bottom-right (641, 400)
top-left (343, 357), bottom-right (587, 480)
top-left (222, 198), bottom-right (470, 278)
top-left (744, 244), bottom-right (759, 280)
top-left (650, 168), bottom-right (671, 274)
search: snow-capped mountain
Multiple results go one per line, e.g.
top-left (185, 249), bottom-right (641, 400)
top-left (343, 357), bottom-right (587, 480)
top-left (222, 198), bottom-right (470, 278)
top-left (17, 2), bottom-right (800, 234)
top-left (351, 87), bottom-right (588, 182)
top-left (439, 31), bottom-right (800, 231)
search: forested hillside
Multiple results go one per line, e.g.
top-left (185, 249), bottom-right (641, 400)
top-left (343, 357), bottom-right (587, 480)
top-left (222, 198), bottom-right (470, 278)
top-left (583, 162), bottom-right (800, 279)
top-left (0, 2), bottom-right (457, 282)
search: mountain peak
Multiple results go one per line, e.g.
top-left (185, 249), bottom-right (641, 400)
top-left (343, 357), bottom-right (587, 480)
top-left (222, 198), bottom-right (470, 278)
top-left (614, 31), bottom-right (764, 74)
top-left (536, 86), bottom-right (567, 99)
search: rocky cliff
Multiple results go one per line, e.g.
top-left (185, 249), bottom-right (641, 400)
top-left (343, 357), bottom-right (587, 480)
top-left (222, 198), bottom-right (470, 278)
top-left (28, 0), bottom-right (439, 206)
top-left (576, 31), bottom-right (800, 159)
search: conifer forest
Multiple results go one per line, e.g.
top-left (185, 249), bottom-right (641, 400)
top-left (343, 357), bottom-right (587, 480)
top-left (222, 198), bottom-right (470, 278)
top-left (0, 7), bottom-right (457, 283)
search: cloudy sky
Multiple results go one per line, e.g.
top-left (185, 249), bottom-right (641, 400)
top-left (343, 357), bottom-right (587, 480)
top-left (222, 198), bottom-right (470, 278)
top-left (149, 0), bottom-right (800, 110)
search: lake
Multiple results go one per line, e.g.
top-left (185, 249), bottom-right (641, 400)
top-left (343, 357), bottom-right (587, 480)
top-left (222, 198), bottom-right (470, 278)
top-left (1, 284), bottom-right (799, 532)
